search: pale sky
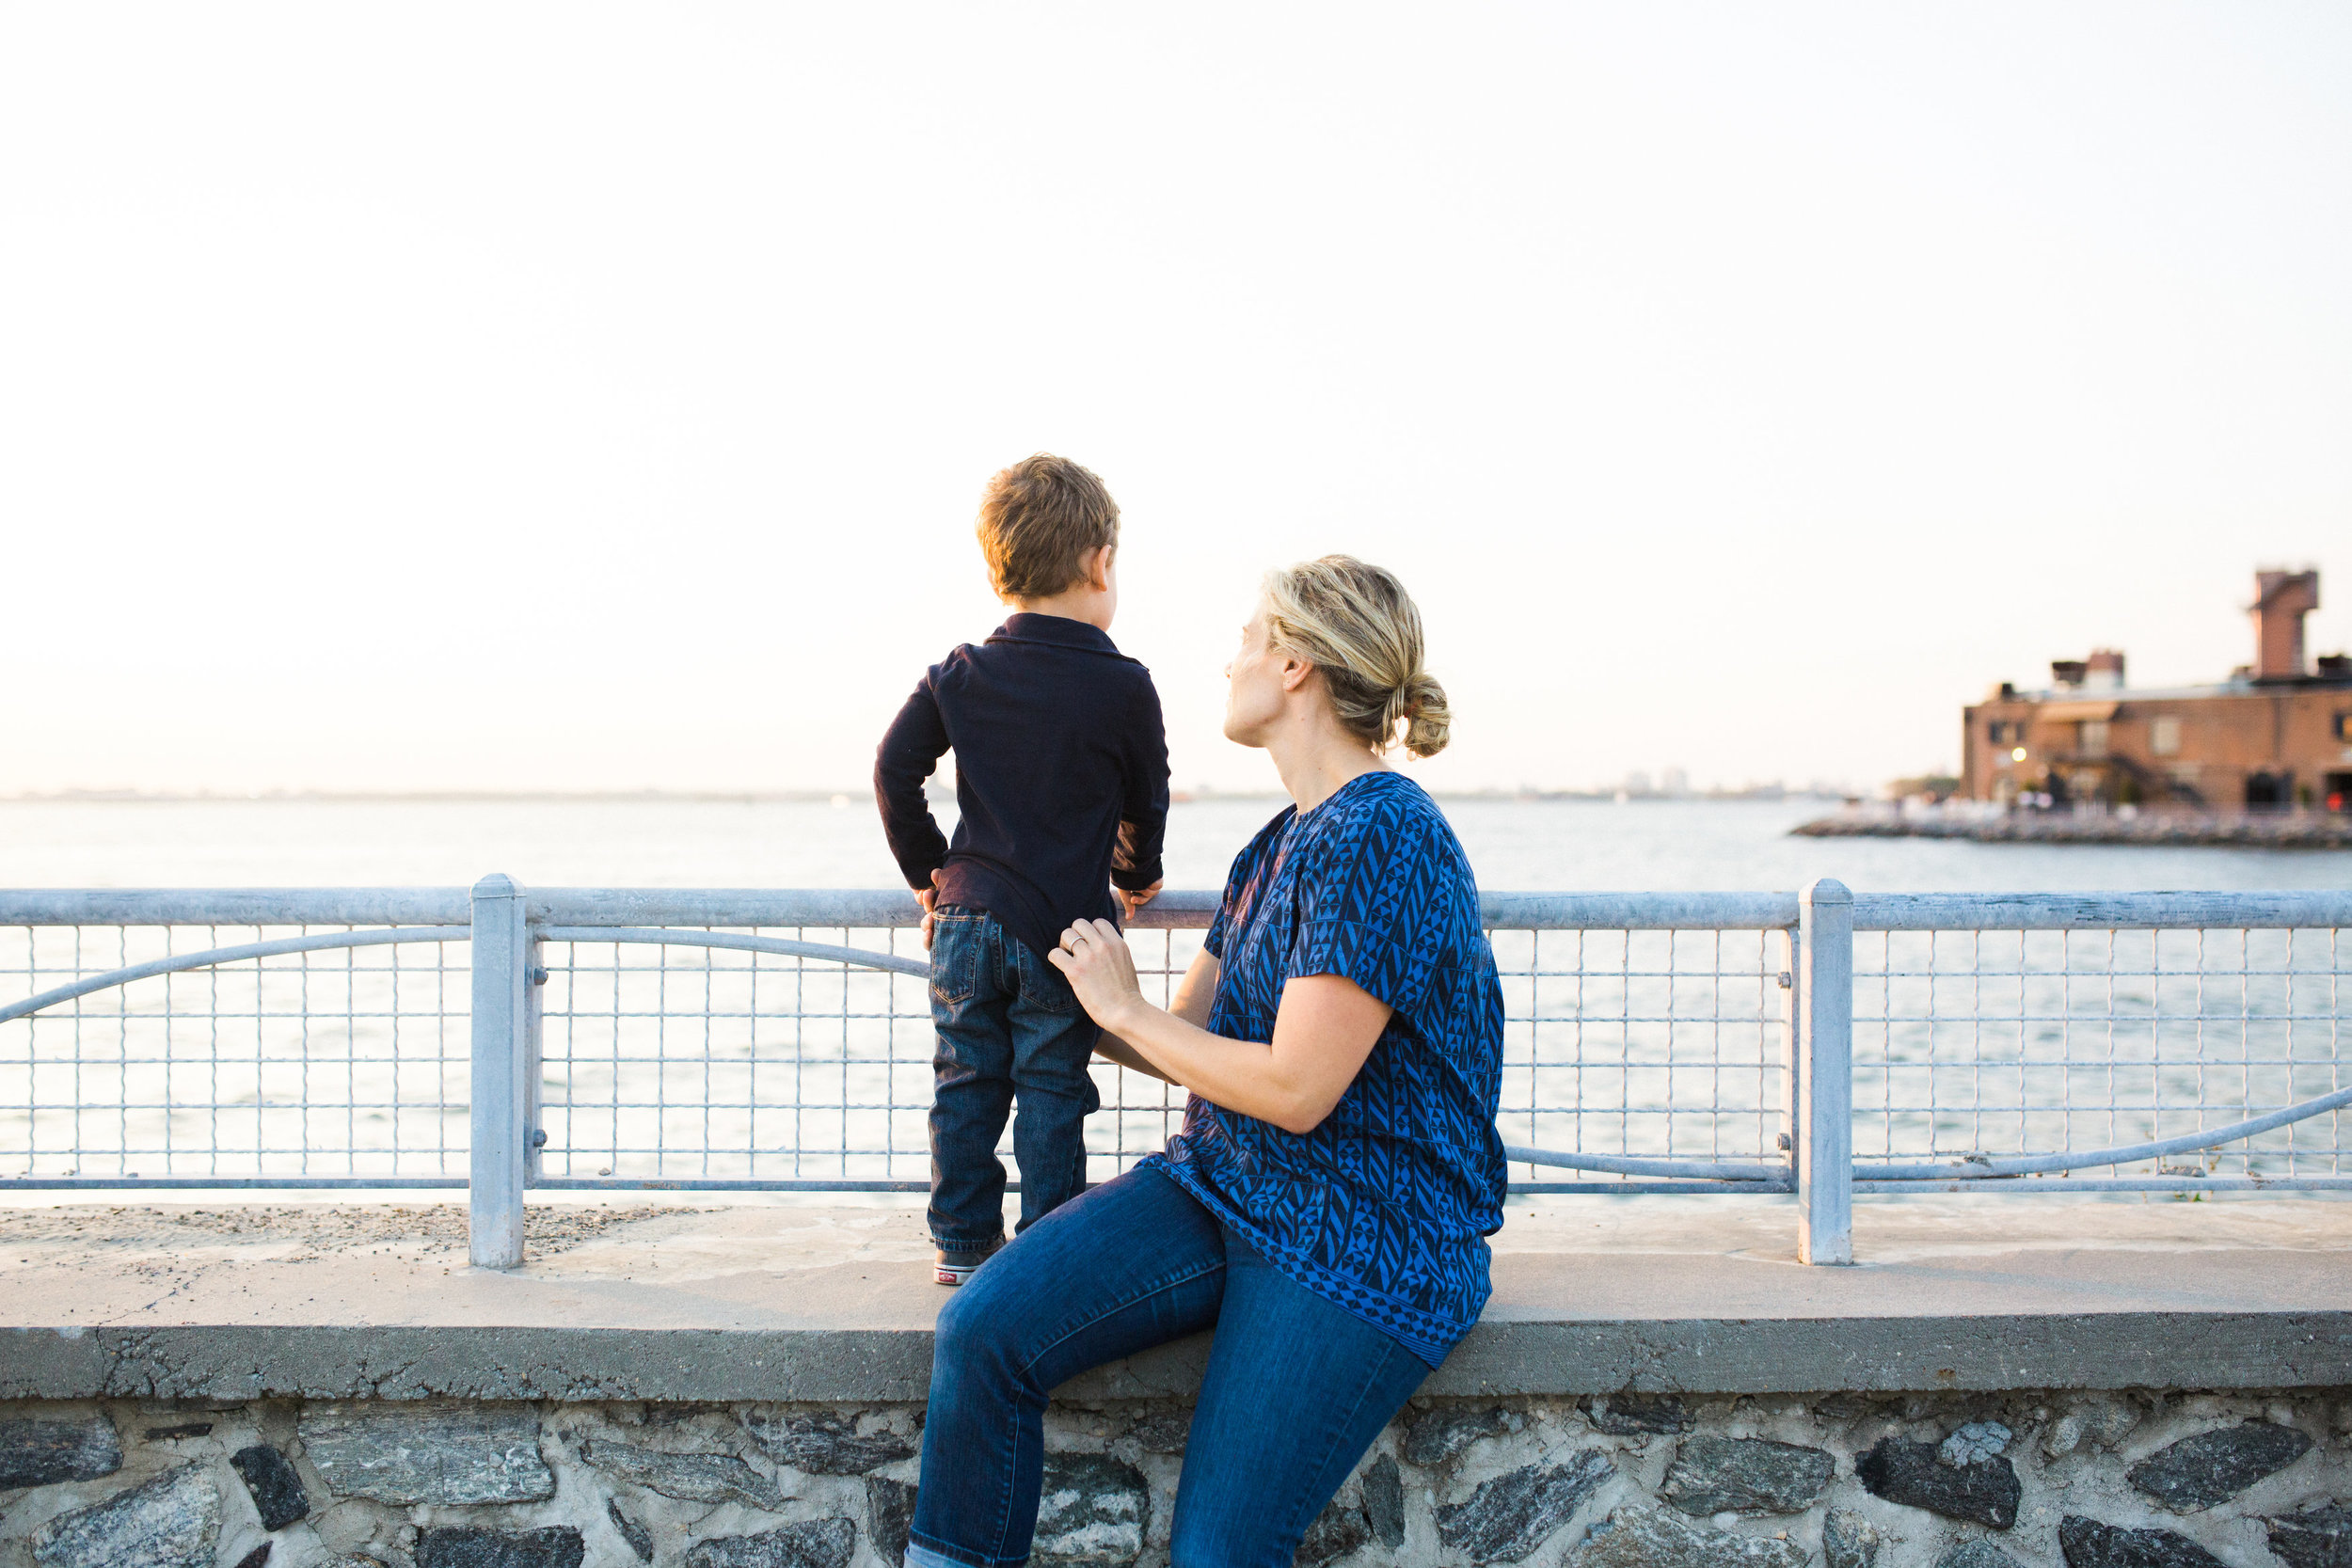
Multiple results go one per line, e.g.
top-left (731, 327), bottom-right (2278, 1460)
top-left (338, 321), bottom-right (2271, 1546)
top-left (5, 4), bottom-right (2347, 797)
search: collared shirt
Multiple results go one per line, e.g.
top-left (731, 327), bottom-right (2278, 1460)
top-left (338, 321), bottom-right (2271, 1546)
top-left (875, 613), bottom-right (1168, 961)
top-left (1145, 770), bottom-right (1507, 1367)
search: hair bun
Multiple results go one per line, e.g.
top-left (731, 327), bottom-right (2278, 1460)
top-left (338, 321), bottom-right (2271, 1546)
top-left (1399, 672), bottom-right (1451, 759)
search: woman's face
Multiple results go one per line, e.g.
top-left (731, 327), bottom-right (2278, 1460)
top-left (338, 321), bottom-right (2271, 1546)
top-left (1222, 607), bottom-right (1290, 748)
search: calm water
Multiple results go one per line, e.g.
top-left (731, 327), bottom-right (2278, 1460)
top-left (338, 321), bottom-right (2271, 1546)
top-left (3, 795), bottom-right (2348, 892)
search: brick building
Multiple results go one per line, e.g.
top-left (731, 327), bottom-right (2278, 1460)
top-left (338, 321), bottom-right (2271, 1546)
top-left (1963, 569), bottom-right (2352, 813)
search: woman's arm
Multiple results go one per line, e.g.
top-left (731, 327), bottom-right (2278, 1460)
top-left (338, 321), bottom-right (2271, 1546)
top-left (1054, 921), bottom-right (1388, 1133)
top-left (1090, 946), bottom-right (1220, 1085)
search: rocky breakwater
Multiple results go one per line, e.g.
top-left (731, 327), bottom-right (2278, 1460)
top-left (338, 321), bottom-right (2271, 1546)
top-left (2, 1388), bottom-right (2348, 1568)
top-left (1791, 810), bottom-right (2352, 849)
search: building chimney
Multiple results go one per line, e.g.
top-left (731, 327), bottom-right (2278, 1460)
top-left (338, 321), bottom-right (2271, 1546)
top-left (2084, 648), bottom-right (2125, 689)
top-left (2250, 568), bottom-right (2320, 681)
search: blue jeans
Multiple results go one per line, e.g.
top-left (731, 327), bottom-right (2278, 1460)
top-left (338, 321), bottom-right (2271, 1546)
top-left (907, 1166), bottom-right (1434, 1568)
top-left (928, 907), bottom-right (1102, 1251)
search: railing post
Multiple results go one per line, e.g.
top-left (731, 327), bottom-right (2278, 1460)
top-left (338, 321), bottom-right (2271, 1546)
top-left (1778, 923), bottom-right (1800, 1176)
top-left (1796, 878), bottom-right (1853, 1264)
top-left (524, 937), bottom-right (546, 1185)
top-left (469, 873), bottom-right (529, 1269)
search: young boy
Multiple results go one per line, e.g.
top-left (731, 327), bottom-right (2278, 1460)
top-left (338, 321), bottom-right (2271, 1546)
top-left (875, 453), bottom-right (1169, 1286)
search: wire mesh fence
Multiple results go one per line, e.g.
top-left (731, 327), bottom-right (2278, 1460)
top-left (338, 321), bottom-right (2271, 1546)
top-left (1490, 926), bottom-right (1789, 1190)
top-left (0, 923), bottom-right (470, 1183)
top-left (532, 925), bottom-right (1207, 1188)
top-left (1852, 925), bottom-right (2348, 1180)
top-left (3, 888), bottom-right (2348, 1197)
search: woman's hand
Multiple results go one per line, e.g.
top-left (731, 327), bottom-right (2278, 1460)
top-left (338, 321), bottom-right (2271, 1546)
top-left (1055, 930), bottom-right (1389, 1132)
top-left (915, 873), bottom-right (943, 950)
top-left (1047, 918), bottom-right (1147, 1030)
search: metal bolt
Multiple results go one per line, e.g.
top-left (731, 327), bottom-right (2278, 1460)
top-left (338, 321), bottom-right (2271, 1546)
top-left (1776, 1132), bottom-right (1792, 1152)
top-left (530, 1129), bottom-right (548, 1148)
top-left (531, 967), bottom-right (549, 986)
top-left (1776, 971), bottom-right (1793, 989)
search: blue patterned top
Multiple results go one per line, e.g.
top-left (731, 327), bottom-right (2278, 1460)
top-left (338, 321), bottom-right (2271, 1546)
top-left (1143, 770), bottom-right (1507, 1366)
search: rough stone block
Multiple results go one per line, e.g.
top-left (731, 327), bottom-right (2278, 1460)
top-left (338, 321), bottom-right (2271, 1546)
top-left (1660, 1437), bottom-right (1834, 1516)
top-left (1568, 1505), bottom-right (1808, 1568)
top-left (1124, 1409), bottom-right (1189, 1454)
top-left (0, 1414), bottom-right (122, 1489)
top-left (1405, 1405), bottom-right (1523, 1466)
top-left (2126, 1421), bottom-right (2313, 1513)
top-left (29, 1464), bottom-right (220, 1568)
top-left (582, 1438), bottom-right (785, 1510)
top-left (230, 1443), bottom-right (310, 1531)
top-left (1434, 1450), bottom-right (1614, 1563)
top-left (866, 1477), bottom-right (916, 1568)
top-left (415, 1526), bottom-right (586, 1568)
top-left (1856, 1438), bottom-right (2019, 1529)
top-left (1035, 1454), bottom-right (1149, 1567)
top-left (2046, 1402), bottom-right (2140, 1459)
top-left (1295, 1498), bottom-right (1369, 1567)
top-left (746, 1412), bottom-right (915, 1476)
top-left (608, 1500), bottom-right (654, 1563)
top-left (2269, 1502), bottom-right (2352, 1568)
top-left (1940, 1423), bottom-right (2012, 1467)
top-left (683, 1517), bottom-right (856, 1568)
top-left (1362, 1454), bottom-right (1405, 1549)
top-left (234, 1545), bottom-right (272, 1568)
top-left (2058, 1514), bottom-right (2228, 1568)
top-left (1581, 1396), bottom-right (1692, 1436)
top-left (1823, 1507), bottom-right (1884, 1568)
top-left (299, 1406), bottom-right (554, 1505)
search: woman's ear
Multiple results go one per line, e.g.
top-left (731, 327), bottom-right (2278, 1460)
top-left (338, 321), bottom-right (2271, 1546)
top-left (1279, 655), bottom-right (1317, 694)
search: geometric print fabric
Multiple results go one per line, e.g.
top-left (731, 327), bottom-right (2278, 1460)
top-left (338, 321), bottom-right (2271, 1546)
top-left (1146, 770), bottom-right (1508, 1367)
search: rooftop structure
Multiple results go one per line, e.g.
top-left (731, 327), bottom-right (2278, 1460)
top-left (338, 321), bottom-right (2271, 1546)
top-left (1963, 568), bottom-right (2352, 812)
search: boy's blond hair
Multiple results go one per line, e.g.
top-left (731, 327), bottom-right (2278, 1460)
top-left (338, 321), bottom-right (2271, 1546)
top-left (977, 454), bottom-right (1120, 601)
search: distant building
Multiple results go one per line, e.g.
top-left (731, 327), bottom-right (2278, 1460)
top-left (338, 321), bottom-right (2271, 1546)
top-left (1963, 569), bottom-right (2352, 813)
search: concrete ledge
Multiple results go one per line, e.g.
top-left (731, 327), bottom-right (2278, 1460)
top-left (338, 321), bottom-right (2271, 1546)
top-left (4, 1197), bottom-right (2348, 1403)
top-left (6, 1310), bottom-right (2352, 1406)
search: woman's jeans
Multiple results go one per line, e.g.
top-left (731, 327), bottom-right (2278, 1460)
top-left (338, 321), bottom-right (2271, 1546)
top-left (907, 1166), bottom-right (1434, 1568)
top-left (928, 907), bottom-right (1102, 1251)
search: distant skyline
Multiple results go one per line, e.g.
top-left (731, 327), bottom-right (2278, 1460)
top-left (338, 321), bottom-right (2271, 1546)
top-left (5, 5), bottom-right (2347, 799)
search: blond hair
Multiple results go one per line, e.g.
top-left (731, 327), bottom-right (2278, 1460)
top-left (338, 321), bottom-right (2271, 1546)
top-left (1261, 555), bottom-right (1452, 758)
top-left (976, 453), bottom-right (1120, 601)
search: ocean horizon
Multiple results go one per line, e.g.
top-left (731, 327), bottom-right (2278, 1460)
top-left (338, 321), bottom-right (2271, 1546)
top-left (3, 794), bottom-right (2347, 895)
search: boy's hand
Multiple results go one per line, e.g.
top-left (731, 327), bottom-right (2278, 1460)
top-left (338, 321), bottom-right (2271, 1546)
top-left (1118, 879), bottom-right (1164, 920)
top-left (916, 879), bottom-right (940, 951)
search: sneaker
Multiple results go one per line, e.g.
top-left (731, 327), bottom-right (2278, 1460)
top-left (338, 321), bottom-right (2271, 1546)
top-left (934, 1237), bottom-right (1005, 1287)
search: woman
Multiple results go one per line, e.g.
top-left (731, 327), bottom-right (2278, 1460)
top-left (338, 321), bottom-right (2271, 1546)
top-left (905, 556), bottom-right (1506, 1568)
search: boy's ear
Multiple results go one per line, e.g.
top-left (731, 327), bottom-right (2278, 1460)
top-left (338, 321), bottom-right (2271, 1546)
top-left (1089, 544), bottom-right (1115, 594)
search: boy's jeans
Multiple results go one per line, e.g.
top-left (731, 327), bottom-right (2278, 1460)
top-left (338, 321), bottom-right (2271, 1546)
top-left (928, 906), bottom-right (1101, 1251)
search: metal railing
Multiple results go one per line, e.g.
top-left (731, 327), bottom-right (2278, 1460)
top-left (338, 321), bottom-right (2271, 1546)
top-left (3, 879), bottom-right (2346, 1266)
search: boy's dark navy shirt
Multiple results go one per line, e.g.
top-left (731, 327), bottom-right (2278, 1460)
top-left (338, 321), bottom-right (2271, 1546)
top-left (875, 613), bottom-right (1169, 961)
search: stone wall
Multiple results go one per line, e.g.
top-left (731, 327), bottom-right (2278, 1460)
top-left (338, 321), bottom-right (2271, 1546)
top-left (3, 1388), bottom-right (2346, 1568)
